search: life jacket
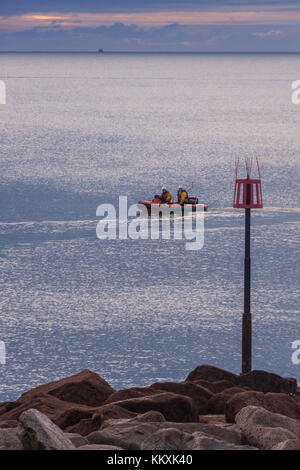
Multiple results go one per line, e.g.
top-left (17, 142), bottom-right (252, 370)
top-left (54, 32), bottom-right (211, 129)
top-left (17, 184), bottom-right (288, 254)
top-left (161, 190), bottom-right (172, 203)
top-left (178, 189), bottom-right (188, 204)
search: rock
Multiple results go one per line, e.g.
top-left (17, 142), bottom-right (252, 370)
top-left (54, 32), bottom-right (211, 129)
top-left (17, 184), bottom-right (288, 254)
top-left (206, 387), bottom-right (247, 414)
top-left (77, 444), bottom-right (124, 450)
top-left (0, 420), bottom-right (18, 429)
top-left (100, 410), bottom-right (165, 430)
top-left (186, 365), bottom-right (296, 395)
top-left (141, 427), bottom-right (192, 450)
top-left (66, 404), bottom-right (136, 436)
top-left (186, 365), bottom-right (239, 384)
top-left (110, 393), bottom-right (199, 423)
top-left (272, 439), bottom-right (300, 450)
top-left (0, 427), bottom-right (23, 450)
top-left (235, 406), bottom-right (300, 450)
top-left (198, 415), bottom-right (226, 424)
top-left (64, 432), bottom-right (88, 448)
top-left (87, 422), bottom-right (156, 450)
top-left (24, 369), bottom-right (114, 407)
top-left (141, 427), bottom-right (255, 451)
top-left (193, 380), bottom-right (236, 394)
top-left (150, 382), bottom-right (212, 414)
top-left (55, 408), bottom-right (94, 430)
top-left (226, 391), bottom-right (300, 423)
top-left (238, 370), bottom-right (297, 394)
top-left (103, 386), bottom-right (161, 405)
top-left (0, 402), bottom-right (20, 417)
top-left (0, 370), bottom-right (115, 432)
top-left (17, 409), bottom-right (75, 450)
top-left (126, 410), bottom-right (166, 423)
top-left (87, 420), bottom-right (245, 450)
top-left (184, 432), bottom-right (257, 451)
top-left (0, 393), bottom-right (79, 425)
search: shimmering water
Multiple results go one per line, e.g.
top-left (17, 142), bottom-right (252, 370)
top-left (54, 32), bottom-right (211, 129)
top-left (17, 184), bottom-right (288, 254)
top-left (0, 53), bottom-right (299, 400)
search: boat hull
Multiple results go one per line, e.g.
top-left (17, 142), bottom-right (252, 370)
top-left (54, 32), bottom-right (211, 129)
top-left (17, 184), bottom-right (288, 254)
top-left (138, 201), bottom-right (208, 215)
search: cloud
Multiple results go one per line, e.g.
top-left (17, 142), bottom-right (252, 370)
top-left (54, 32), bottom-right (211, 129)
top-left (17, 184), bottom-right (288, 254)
top-left (0, 1), bottom-right (299, 51)
top-left (2, 7), bottom-right (300, 34)
top-left (0, 22), bottom-right (299, 52)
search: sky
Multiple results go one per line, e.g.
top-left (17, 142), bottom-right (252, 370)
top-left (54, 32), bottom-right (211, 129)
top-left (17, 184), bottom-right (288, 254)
top-left (0, 1), bottom-right (300, 52)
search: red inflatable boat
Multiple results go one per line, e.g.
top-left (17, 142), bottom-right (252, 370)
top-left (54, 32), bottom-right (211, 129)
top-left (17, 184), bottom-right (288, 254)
top-left (138, 197), bottom-right (208, 215)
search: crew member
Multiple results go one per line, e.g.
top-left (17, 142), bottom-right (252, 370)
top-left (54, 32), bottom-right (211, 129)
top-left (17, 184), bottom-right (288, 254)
top-left (160, 187), bottom-right (172, 203)
top-left (177, 186), bottom-right (188, 204)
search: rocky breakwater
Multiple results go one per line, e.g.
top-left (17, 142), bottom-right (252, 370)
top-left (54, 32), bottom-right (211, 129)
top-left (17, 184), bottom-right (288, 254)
top-left (0, 365), bottom-right (299, 450)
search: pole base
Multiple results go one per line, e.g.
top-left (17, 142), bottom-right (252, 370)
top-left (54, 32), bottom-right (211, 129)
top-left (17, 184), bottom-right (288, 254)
top-left (242, 312), bottom-right (252, 374)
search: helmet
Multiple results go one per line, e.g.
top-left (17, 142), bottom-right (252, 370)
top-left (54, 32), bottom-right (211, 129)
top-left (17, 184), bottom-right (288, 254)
top-left (162, 187), bottom-right (166, 191)
top-left (178, 186), bottom-right (182, 190)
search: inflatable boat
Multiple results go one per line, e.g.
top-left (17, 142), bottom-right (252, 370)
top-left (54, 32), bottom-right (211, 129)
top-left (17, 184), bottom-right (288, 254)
top-left (138, 197), bottom-right (208, 216)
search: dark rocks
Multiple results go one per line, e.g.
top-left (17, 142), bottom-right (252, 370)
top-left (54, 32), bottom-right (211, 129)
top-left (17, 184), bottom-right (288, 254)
top-left (206, 387), bottom-right (247, 415)
top-left (103, 387), bottom-right (160, 405)
top-left (0, 364), bottom-right (298, 450)
top-left (111, 392), bottom-right (199, 423)
top-left (29, 369), bottom-right (114, 407)
top-left (0, 370), bottom-right (114, 431)
top-left (186, 365), bottom-right (297, 395)
top-left (55, 408), bottom-right (94, 430)
top-left (238, 370), bottom-right (297, 395)
top-left (193, 380), bottom-right (237, 394)
top-left (150, 382), bottom-right (212, 414)
top-left (186, 365), bottom-right (238, 384)
top-left (225, 391), bottom-right (300, 423)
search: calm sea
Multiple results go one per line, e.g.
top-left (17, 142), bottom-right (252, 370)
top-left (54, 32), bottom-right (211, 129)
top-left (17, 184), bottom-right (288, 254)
top-left (0, 53), bottom-right (299, 400)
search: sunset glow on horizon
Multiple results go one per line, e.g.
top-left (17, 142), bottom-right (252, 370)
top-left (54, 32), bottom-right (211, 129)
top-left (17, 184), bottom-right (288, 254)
top-left (1, 8), bottom-right (300, 31)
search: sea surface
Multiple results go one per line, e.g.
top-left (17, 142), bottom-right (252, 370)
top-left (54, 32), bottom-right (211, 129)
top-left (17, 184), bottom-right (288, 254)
top-left (0, 52), bottom-right (299, 400)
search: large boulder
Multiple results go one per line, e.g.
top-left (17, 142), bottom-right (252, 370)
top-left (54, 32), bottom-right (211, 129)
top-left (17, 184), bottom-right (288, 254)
top-left (0, 370), bottom-right (114, 428)
top-left (235, 406), bottom-right (300, 450)
top-left (226, 391), bottom-right (300, 423)
top-left (110, 392), bottom-right (199, 423)
top-left (21, 369), bottom-right (114, 407)
top-left (206, 387), bottom-right (247, 415)
top-left (238, 370), bottom-right (297, 394)
top-left (150, 382), bottom-right (212, 414)
top-left (0, 393), bottom-right (79, 425)
top-left (186, 365), bottom-right (238, 384)
top-left (17, 409), bottom-right (75, 450)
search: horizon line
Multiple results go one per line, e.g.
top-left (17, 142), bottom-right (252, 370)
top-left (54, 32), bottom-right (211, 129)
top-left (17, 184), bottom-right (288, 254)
top-left (1, 50), bottom-right (300, 54)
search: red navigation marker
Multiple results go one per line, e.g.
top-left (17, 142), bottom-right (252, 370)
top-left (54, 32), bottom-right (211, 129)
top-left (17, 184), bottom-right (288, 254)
top-left (233, 157), bottom-right (263, 374)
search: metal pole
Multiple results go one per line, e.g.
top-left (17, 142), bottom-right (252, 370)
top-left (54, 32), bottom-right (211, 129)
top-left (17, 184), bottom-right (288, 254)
top-left (242, 182), bottom-right (252, 374)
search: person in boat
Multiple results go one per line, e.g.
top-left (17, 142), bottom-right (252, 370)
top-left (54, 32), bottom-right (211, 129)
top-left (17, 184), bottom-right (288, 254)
top-left (177, 186), bottom-right (189, 204)
top-left (160, 187), bottom-right (172, 203)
